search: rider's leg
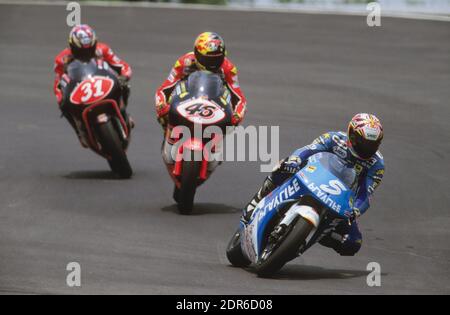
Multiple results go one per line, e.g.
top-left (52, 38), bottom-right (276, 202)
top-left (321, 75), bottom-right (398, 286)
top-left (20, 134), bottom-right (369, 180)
top-left (120, 108), bottom-right (134, 129)
top-left (242, 159), bottom-right (293, 222)
top-left (61, 105), bottom-right (88, 148)
top-left (120, 84), bottom-right (134, 129)
top-left (62, 111), bottom-right (77, 134)
top-left (319, 220), bottom-right (362, 256)
top-left (161, 127), bottom-right (176, 166)
top-left (242, 176), bottom-right (276, 222)
top-left (121, 84), bottom-right (130, 107)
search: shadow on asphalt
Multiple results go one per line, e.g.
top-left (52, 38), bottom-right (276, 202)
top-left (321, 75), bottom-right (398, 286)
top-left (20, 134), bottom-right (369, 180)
top-left (63, 170), bottom-right (122, 180)
top-left (267, 265), bottom-right (385, 281)
top-left (161, 203), bottom-right (240, 215)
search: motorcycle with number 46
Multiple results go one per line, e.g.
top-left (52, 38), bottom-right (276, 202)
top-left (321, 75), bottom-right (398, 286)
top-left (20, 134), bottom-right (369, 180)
top-left (226, 152), bottom-right (357, 277)
top-left (60, 58), bottom-right (133, 178)
top-left (162, 71), bottom-right (234, 214)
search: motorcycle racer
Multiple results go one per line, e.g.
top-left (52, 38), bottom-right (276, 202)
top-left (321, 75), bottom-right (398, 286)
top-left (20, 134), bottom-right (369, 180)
top-left (155, 32), bottom-right (247, 129)
top-left (53, 24), bottom-right (133, 146)
top-left (242, 113), bottom-right (385, 256)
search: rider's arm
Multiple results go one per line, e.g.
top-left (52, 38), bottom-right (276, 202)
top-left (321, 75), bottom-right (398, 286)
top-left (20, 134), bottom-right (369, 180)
top-left (53, 49), bottom-right (69, 105)
top-left (291, 132), bottom-right (335, 161)
top-left (53, 74), bottom-right (63, 105)
top-left (223, 62), bottom-right (247, 125)
top-left (271, 133), bottom-right (334, 185)
top-left (154, 57), bottom-right (186, 118)
top-left (99, 43), bottom-right (132, 79)
top-left (354, 157), bottom-right (385, 215)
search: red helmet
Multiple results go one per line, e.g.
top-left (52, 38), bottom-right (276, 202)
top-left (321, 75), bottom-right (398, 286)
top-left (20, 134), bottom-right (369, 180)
top-left (194, 32), bottom-right (226, 72)
top-left (348, 113), bottom-right (384, 160)
top-left (69, 24), bottom-right (97, 61)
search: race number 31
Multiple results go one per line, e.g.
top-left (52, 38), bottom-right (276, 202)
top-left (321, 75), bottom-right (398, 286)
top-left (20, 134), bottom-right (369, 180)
top-left (70, 76), bottom-right (114, 105)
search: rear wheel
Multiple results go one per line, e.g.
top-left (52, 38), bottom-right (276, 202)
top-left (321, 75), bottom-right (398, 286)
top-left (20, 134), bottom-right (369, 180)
top-left (96, 121), bottom-right (133, 179)
top-left (226, 228), bottom-right (251, 267)
top-left (255, 217), bottom-right (314, 278)
top-left (177, 151), bottom-right (201, 215)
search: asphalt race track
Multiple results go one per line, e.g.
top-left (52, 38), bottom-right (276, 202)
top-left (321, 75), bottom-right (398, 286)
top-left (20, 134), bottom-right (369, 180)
top-left (0, 3), bottom-right (449, 295)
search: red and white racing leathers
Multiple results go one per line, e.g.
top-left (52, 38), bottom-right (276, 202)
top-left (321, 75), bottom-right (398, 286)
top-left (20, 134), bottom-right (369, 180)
top-left (53, 42), bottom-right (132, 105)
top-left (155, 52), bottom-right (247, 126)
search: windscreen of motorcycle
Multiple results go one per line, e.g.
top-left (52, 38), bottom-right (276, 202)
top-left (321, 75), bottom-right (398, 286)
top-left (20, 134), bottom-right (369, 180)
top-left (315, 152), bottom-right (357, 190)
top-left (66, 59), bottom-right (117, 105)
top-left (67, 59), bottom-right (99, 82)
top-left (186, 71), bottom-right (224, 99)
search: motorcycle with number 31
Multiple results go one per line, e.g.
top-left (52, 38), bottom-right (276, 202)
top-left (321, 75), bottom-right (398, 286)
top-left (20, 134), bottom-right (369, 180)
top-left (60, 58), bottom-right (133, 178)
top-left (226, 152), bottom-right (357, 277)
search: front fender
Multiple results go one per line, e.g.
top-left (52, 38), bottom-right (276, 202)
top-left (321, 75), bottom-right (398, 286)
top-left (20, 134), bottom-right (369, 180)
top-left (279, 204), bottom-right (320, 228)
top-left (173, 138), bottom-right (209, 181)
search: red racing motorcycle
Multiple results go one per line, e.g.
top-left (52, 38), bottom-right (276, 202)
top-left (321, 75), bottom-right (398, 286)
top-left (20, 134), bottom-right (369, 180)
top-left (162, 71), bottom-right (233, 214)
top-left (61, 58), bottom-right (133, 178)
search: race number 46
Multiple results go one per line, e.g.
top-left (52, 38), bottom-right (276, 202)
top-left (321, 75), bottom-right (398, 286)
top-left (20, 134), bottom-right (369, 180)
top-left (176, 99), bottom-right (226, 125)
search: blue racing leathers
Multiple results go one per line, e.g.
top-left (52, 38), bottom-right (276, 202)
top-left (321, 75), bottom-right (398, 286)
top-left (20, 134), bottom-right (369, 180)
top-left (290, 131), bottom-right (384, 214)
top-left (271, 131), bottom-right (385, 256)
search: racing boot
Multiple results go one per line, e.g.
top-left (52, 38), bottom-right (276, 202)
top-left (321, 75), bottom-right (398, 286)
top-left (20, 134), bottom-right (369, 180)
top-left (121, 81), bottom-right (130, 106)
top-left (242, 176), bottom-right (276, 223)
top-left (77, 133), bottom-right (89, 148)
top-left (119, 77), bottom-right (134, 130)
top-left (319, 221), bottom-right (363, 256)
top-left (241, 156), bottom-right (303, 223)
top-left (121, 108), bottom-right (135, 130)
top-left (61, 109), bottom-right (88, 148)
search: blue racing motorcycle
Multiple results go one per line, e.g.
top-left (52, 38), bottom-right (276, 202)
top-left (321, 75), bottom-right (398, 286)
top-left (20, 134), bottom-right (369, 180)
top-left (226, 152), bottom-right (357, 277)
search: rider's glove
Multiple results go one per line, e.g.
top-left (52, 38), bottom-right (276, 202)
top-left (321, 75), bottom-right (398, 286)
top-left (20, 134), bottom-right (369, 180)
top-left (157, 115), bottom-right (169, 130)
top-left (59, 99), bottom-right (69, 117)
top-left (231, 112), bottom-right (243, 126)
top-left (280, 156), bottom-right (302, 174)
top-left (347, 208), bottom-right (361, 223)
top-left (118, 75), bottom-right (130, 89)
top-left (57, 94), bottom-right (64, 107)
top-left (156, 102), bottom-right (170, 117)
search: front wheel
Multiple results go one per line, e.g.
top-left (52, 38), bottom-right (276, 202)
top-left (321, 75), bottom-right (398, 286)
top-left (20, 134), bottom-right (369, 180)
top-left (255, 217), bottom-right (314, 278)
top-left (226, 228), bottom-right (251, 268)
top-left (96, 120), bottom-right (133, 179)
top-left (177, 152), bottom-right (201, 215)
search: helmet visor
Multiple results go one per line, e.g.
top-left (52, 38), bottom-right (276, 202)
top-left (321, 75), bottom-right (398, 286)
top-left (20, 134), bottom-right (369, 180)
top-left (71, 45), bottom-right (96, 62)
top-left (195, 51), bottom-right (224, 72)
top-left (352, 133), bottom-right (381, 160)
